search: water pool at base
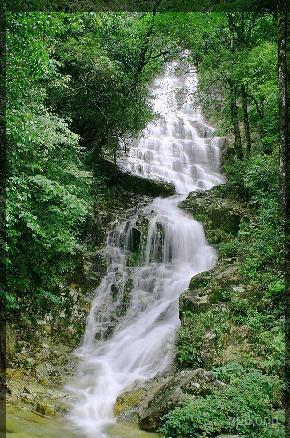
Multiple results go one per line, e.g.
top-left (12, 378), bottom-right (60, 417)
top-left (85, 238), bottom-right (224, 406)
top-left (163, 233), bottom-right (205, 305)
top-left (6, 405), bottom-right (159, 438)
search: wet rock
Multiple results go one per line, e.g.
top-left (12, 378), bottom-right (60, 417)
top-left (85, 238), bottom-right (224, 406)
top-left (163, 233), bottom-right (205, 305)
top-left (128, 227), bottom-right (141, 252)
top-left (116, 277), bottom-right (133, 317)
top-left (83, 251), bottom-right (107, 287)
top-left (36, 401), bottom-right (55, 416)
top-left (115, 369), bottom-right (224, 432)
top-left (93, 252), bottom-right (107, 276)
top-left (99, 159), bottom-right (175, 197)
top-left (111, 283), bottom-right (119, 300)
top-left (180, 186), bottom-right (243, 242)
top-left (115, 387), bottom-right (145, 422)
top-left (219, 138), bottom-right (229, 165)
top-left (189, 120), bottom-right (212, 138)
top-left (138, 369), bottom-right (224, 431)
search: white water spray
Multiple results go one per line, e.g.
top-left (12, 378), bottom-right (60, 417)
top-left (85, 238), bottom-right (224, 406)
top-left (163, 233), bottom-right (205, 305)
top-left (68, 57), bottom-right (225, 437)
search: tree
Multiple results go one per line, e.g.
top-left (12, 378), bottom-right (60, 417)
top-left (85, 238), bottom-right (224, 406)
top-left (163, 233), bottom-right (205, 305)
top-left (6, 13), bottom-right (91, 318)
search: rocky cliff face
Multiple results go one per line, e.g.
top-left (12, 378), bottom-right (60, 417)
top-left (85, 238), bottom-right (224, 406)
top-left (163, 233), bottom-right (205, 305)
top-left (112, 184), bottom-right (252, 432)
top-left (176, 184), bottom-right (253, 370)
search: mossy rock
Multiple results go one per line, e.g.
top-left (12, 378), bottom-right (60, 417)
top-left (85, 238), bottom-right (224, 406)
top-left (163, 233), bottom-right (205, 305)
top-left (99, 159), bottom-right (175, 197)
top-left (179, 262), bottom-right (240, 316)
top-left (179, 288), bottom-right (210, 316)
top-left (180, 186), bottom-right (243, 241)
top-left (35, 402), bottom-right (55, 416)
top-left (116, 277), bottom-right (133, 317)
top-left (114, 387), bottom-right (146, 422)
top-left (127, 228), bottom-right (141, 253)
top-left (137, 369), bottom-right (224, 431)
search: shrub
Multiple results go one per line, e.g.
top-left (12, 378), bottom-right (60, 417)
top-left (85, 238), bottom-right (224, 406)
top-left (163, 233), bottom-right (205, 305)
top-left (176, 310), bottom-right (230, 368)
top-left (160, 365), bottom-right (284, 437)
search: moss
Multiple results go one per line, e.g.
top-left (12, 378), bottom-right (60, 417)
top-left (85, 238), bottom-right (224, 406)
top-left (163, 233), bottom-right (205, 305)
top-left (180, 187), bottom-right (243, 245)
top-left (6, 404), bottom-right (74, 437)
top-left (116, 277), bottom-right (133, 317)
top-left (114, 388), bottom-right (145, 417)
top-left (128, 249), bottom-right (141, 267)
top-left (107, 422), bottom-right (160, 437)
top-left (176, 308), bottom-right (231, 369)
top-left (99, 159), bottom-right (175, 198)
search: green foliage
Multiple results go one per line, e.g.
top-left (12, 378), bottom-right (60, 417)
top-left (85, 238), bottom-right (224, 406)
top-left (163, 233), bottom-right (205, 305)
top-left (6, 14), bottom-right (92, 317)
top-left (128, 249), bottom-right (140, 267)
top-left (6, 12), bottom-right (175, 319)
top-left (47, 13), bottom-right (175, 165)
top-left (217, 238), bottom-right (239, 258)
top-left (160, 365), bottom-right (284, 437)
top-left (176, 309), bottom-right (230, 368)
top-left (223, 151), bottom-right (284, 296)
top-left (189, 13), bottom-right (279, 158)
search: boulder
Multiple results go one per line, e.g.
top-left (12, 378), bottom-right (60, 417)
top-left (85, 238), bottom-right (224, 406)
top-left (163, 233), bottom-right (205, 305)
top-left (114, 387), bottom-right (145, 422)
top-left (179, 259), bottom-right (243, 316)
top-left (138, 368), bottom-right (224, 431)
top-left (35, 401), bottom-right (55, 416)
top-left (99, 159), bottom-right (175, 198)
top-left (179, 288), bottom-right (210, 316)
top-left (179, 261), bottom-right (240, 317)
top-left (180, 186), bottom-right (243, 243)
top-left (115, 369), bottom-right (224, 432)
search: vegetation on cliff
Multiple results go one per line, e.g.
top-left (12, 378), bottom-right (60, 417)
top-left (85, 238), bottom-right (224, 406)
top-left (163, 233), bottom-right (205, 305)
top-left (159, 12), bottom-right (285, 438)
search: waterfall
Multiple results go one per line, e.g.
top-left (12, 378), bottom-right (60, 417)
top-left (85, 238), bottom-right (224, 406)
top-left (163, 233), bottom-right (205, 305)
top-left (67, 57), bottom-right (225, 437)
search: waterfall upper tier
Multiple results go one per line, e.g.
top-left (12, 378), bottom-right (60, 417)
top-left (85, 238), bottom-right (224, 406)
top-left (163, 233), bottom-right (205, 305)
top-left (118, 60), bottom-right (225, 194)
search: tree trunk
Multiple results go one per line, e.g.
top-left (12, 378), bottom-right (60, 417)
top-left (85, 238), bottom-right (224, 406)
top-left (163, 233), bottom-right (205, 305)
top-left (241, 83), bottom-right (251, 155)
top-left (251, 94), bottom-right (264, 119)
top-left (229, 81), bottom-right (243, 159)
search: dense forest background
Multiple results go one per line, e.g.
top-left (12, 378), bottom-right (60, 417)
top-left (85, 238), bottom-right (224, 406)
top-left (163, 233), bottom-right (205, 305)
top-left (5, 10), bottom-right (286, 437)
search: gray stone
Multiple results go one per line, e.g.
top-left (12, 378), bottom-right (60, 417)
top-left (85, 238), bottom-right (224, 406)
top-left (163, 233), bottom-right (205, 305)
top-left (232, 286), bottom-right (246, 293)
top-left (115, 369), bottom-right (224, 432)
top-left (179, 289), bottom-right (210, 315)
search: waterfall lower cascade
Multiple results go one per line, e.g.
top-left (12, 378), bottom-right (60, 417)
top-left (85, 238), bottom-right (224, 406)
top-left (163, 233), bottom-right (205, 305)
top-left (67, 57), bottom-right (225, 437)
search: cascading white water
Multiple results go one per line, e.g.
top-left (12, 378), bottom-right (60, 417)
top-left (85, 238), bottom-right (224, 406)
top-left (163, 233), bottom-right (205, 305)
top-left (67, 56), bottom-right (225, 438)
